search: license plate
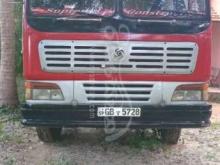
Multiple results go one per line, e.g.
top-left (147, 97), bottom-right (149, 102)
top-left (97, 107), bottom-right (141, 117)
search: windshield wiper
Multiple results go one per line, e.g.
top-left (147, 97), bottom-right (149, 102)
top-left (56, 11), bottom-right (111, 22)
top-left (56, 17), bottom-right (102, 22)
top-left (137, 19), bottom-right (196, 27)
top-left (137, 19), bottom-right (177, 24)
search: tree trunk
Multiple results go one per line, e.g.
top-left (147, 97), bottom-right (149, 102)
top-left (0, 0), bottom-right (18, 107)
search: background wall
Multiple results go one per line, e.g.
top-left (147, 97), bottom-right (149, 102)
top-left (211, 21), bottom-right (220, 86)
top-left (212, 22), bottom-right (220, 68)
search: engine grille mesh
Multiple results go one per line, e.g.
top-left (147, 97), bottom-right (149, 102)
top-left (82, 82), bottom-right (154, 104)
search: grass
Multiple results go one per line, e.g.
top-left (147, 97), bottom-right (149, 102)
top-left (206, 152), bottom-right (217, 161)
top-left (0, 106), bottom-right (21, 123)
top-left (118, 130), bottom-right (165, 151)
top-left (0, 75), bottom-right (24, 122)
top-left (0, 76), bottom-right (24, 144)
top-left (210, 123), bottom-right (220, 130)
top-left (3, 156), bottom-right (16, 165)
top-left (0, 121), bottom-right (23, 144)
top-left (125, 134), bottom-right (163, 151)
top-left (0, 123), bottom-right (4, 136)
top-left (209, 94), bottom-right (220, 103)
top-left (16, 75), bottom-right (24, 103)
top-left (44, 155), bottom-right (73, 165)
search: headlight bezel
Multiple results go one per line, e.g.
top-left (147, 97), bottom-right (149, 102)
top-left (171, 84), bottom-right (208, 102)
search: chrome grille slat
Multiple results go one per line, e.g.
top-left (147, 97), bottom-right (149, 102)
top-left (39, 40), bottom-right (198, 74)
top-left (85, 90), bottom-right (151, 94)
top-left (43, 55), bottom-right (71, 58)
top-left (130, 50), bottom-right (164, 54)
top-left (74, 50), bottom-right (108, 53)
top-left (73, 55), bottom-right (109, 59)
top-left (166, 56), bottom-right (192, 60)
top-left (167, 62), bottom-right (192, 66)
top-left (87, 97), bottom-right (149, 101)
top-left (166, 50), bottom-right (194, 54)
top-left (86, 94), bottom-right (150, 98)
top-left (74, 62), bottom-right (105, 65)
top-left (83, 87), bottom-right (152, 91)
top-left (46, 61), bottom-right (71, 64)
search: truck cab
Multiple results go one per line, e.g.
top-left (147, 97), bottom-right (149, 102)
top-left (22, 0), bottom-right (212, 144)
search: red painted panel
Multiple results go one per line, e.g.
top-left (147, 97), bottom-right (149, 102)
top-left (23, 21), bottom-right (211, 82)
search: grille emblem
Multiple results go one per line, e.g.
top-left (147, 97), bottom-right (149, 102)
top-left (113, 48), bottom-right (125, 60)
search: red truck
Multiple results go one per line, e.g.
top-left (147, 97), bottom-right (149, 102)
top-left (22, 0), bottom-right (212, 144)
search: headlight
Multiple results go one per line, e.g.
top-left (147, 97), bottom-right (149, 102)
top-left (25, 82), bottom-right (64, 101)
top-left (172, 84), bottom-right (208, 101)
top-left (32, 89), bottom-right (64, 100)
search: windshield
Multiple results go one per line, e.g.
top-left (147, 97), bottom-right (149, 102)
top-left (122, 0), bottom-right (207, 19)
top-left (27, 0), bottom-right (210, 34)
top-left (29, 0), bottom-right (115, 17)
top-left (29, 0), bottom-right (207, 19)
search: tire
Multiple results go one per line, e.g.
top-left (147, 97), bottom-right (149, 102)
top-left (36, 127), bottom-right (62, 143)
top-left (160, 128), bottom-right (181, 145)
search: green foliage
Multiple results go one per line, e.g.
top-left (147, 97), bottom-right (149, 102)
top-left (16, 76), bottom-right (24, 103)
top-left (0, 123), bottom-right (3, 136)
top-left (125, 133), bottom-right (163, 150)
top-left (0, 107), bottom-right (16, 117)
top-left (3, 156), bottom-right (16, 165)
top-left (0, 106), bottom-right (21, 122)
top-left (45, 155), bottom-right (73, 165)
top-left (15, 0), bottom-right (23, 74)
top-left (0, 118), bottom-right (23, 144)
top-left (211, 123), bottom-right (220, 130)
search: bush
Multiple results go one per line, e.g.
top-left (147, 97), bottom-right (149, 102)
top-left (15, 0), bottom-right (23, 74)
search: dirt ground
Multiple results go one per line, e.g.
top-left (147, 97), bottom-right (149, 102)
top-left (0, 103), bottom-right (220, 165)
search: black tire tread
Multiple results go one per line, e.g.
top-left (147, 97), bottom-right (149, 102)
top-left (36, 127), bottom-right (62, 143)
top-left (160, 128), bottom-right (181, 144)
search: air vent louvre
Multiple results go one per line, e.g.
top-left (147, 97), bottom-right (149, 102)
top-left (83, 82), bottom-right (154, 103)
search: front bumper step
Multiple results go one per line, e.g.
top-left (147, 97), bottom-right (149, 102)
top-left (21, 104), bottom-right (212, 128)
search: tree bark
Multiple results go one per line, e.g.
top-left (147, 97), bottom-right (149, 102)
top-left (0, 0), bottom-right (18, 107)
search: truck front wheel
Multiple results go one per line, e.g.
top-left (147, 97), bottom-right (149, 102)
top-left (36, 127), bottom-right (62, 142)
top-left (159, 128), bottom-right (181, 144)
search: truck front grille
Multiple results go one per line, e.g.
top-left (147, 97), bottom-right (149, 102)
top-left (76, 82), bottom-right (154, 104)
top-left (39, 40), bottom-right (198, 74)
